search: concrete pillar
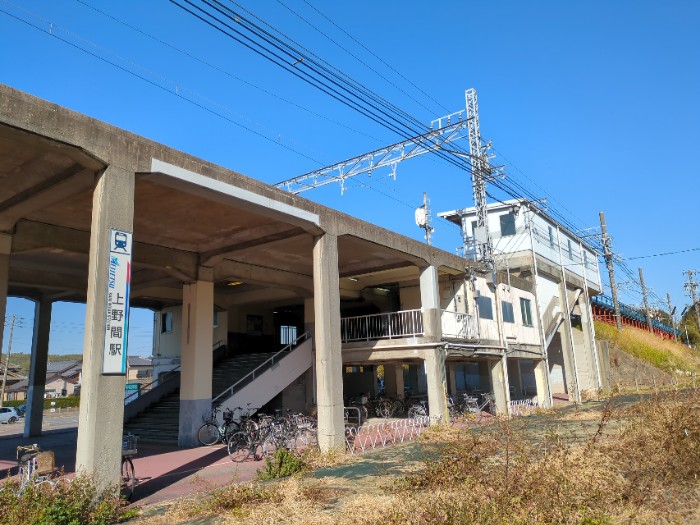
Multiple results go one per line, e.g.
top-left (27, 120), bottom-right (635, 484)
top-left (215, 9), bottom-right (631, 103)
top-left (578, 293), bottom-right (602, 390)
top-left (489, 356), bottom-right (510, 416)
top-left (509, 359), bottom-right (523, 397)
top-left (24, 297), bottom-right (52, 437)
top-left (303, 297), bottom-right (315, 336)
top-left (419, 265), bottom-right (441, 341)
top-left (534, 358), bottom-right (551, 408)
top-left (447, 364), bottom-right (457, 399)
top-left (178, 278), bottom-right (214, 447)
top-left (312, 233), bottom-right (344, 451)
top-left (372, 366), bottom-right (380, 397)
top-left (424, 347), bottom-right (448, 423)
top-left (384, 363), bottom-right (405, 399)
top-left (76, 166), bottom-right (134, 493)
top-left (558, 282), bottom-right (580, 402)
top-left (303, 297), bottom-right (316, 407)
top-left (304, 368), bottom-right (315, 410)
top-left (0, 233), bottom-right (10, 371)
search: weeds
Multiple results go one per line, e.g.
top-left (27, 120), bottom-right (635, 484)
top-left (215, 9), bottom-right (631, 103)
top-left (0, 474), bottom-right (132, 525)
top-left (257, 449), bottom-right (309, 480)
top-left (129, 390), bottom-right (700, 525)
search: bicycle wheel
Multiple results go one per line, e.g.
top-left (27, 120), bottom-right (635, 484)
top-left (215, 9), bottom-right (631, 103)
top-left (223, 420), bottom-right (240, 442)
top-left (376, 401), bottom-right (392, 418)
top-left (408, 405), bottom-right (427, 419)
top-left (260, 434), bottom-right (278, 458)
top-left (120, 457), bottom-right (135, 500)
top-left (197, 423), bottom-right (220, 446)
top-left (227, 431), bottom-right (252, 462)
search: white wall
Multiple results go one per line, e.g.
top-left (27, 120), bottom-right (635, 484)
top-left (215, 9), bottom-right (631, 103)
top-left (153, 306), bottom-right (183, 358)
top-left (473, 277), bottom-right (541, 346)
top-left (154, 304), bottom-right (228, 359)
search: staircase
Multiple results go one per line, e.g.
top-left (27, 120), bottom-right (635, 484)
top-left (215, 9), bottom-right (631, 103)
top-left (123, 351), bottom-right (278, 444)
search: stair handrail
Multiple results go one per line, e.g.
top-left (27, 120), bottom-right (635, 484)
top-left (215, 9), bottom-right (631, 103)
top-left (124, 340), bottom-right (224, 405)
top-left (212, 331), bottom-right (309, 405)
top-left (124, 362), bottom-right (181, 405)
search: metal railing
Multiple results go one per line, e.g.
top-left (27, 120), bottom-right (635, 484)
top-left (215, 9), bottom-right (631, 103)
top-left (211, 332), bottom-right (310, 405)
top-left (124, 361), bottom-right (180, 405)
top-left (441, 310), bottom-right (478, 340)
top-left (341, 309), bottom-right (423, 342)
top-left (345, 415), bottom-right (431, 455)
top-left (124, 340), bottom-right (224, 405)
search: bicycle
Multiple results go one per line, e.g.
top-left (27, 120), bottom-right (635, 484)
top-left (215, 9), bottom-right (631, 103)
top-left (121, 433), bottom-right (138, 500)
top-left (407, 399), bottom-right (428, 419)
top-left (463, 392), bottom-right (496, 423)
top-left (197, 405), bottom-right (239, 446)
top-left (16, 444), bottom-right (59, 494)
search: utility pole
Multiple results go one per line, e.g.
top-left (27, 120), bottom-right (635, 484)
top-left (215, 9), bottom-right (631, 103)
top-left (0, 314), bottom-right (17, 407)
top-left (415, 192), bottom-right (434, 246)
top-left (638, 267), bottom-right (653, 333)
top-left (599, 212), bottom-right (622, 331)
top-left (667, 292), bottom-right (678, 342)
top-left (683, 269), bottom-right (700, 330)
top-left (465, 88), bottom-right (497, 271)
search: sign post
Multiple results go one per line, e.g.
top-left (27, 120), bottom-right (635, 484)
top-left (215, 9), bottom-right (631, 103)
top-left (102, 229), bottom-right (132, 375)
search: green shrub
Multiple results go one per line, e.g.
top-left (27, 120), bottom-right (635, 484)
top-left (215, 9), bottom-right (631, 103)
top-left (3, 397), bottom-right (80, 411)
top-left (0, 474), bottom-right (131, 525)
top-left (256, 448), bottom-right (309, 480)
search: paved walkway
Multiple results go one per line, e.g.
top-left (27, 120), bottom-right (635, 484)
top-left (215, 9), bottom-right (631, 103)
top-left (0, 417), bottom-right (264, 506)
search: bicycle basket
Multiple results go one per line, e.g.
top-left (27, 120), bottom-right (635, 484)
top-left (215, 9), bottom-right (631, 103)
top-left (122, 434), bottom-right (138, 456)
top-left (36, 451), bottom-right (56, 475)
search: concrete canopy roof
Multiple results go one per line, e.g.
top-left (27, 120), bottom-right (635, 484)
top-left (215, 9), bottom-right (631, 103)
top-left (1, 84), bottom-right (474, 310)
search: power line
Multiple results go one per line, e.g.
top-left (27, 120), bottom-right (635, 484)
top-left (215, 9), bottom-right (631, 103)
top-left (73, 0), bottom-right (385, 145)
top-left (0, 4), bottom-right (327, 166)
top-left (625, 246), bottom-right (700, 261)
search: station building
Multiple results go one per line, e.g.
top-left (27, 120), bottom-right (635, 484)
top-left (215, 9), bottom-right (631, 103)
top-left (0, 85), bottom-right (600, 491)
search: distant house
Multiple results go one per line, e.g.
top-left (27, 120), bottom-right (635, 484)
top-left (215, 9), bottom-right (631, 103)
top-left (7, 360), bottom-right (82, 400)
top-left (125, 356), bottom-right (154, 402)
top-left (0, 361), bottom-right (27, 402)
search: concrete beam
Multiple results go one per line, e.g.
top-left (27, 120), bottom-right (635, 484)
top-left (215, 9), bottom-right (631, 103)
top-left (12, 220), bottom-right (198, 281)
top-left (214, 259), bottom-right (313, 294)
top-left (0, 166), bottom-right (95, 231)
top-left (200, 226), bottom-right (306, 267)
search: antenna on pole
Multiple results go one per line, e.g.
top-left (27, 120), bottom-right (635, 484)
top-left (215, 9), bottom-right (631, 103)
top-left (415, 192), bottom-right (434, 245)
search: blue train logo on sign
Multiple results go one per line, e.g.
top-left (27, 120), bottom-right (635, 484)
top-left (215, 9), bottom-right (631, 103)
top-left (114, 232), bottom-right (128, 252)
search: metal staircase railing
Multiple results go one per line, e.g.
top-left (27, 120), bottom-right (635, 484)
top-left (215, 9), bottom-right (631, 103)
top-left (211, 332), bottom-right (310, 406)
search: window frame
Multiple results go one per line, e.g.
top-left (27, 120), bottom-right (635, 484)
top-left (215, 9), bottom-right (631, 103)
top-left (476, 295), bottom-right (493, 320)
top-left (499, 213), bottom-right (516, 237)
top-left (520, 298), bottom-right (533, 327)
top-left (501, 301), bottom-right (515, 323)
top-left (161, 312), bottom-right (173, 334)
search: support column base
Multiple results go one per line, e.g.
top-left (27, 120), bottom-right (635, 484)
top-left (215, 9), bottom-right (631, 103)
top-left (178, 398), bottom-right (210, 448)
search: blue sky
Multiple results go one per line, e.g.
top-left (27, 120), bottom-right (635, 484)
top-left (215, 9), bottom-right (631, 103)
top-left (1, 0), bottom-right (698, 355)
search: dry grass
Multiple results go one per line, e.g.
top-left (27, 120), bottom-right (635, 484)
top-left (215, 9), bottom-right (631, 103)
top-left (596, 321), bottom-right (700, 375)
top-left (130, 390), bottom-right (700, 525)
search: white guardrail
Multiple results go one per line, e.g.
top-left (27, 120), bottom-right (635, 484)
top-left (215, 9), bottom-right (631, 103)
top-left (341, 309), bottom-right (424, 342)
top-left (344, 416), bottom-right (431, 454)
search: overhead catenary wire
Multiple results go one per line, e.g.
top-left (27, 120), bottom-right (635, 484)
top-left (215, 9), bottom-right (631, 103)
top-left (72, 0), bottom-right (386, 145)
